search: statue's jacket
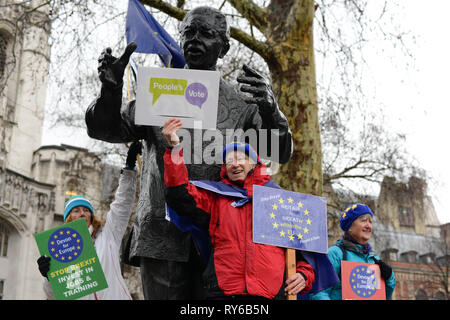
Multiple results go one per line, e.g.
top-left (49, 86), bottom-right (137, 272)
top-left (85, 78), bottom-right (293, 263)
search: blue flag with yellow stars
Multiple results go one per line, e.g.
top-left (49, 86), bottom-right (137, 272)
top-left (126, 0), bottom-right (186, 68)
top-left (253, 185), bottom-right (328, 254)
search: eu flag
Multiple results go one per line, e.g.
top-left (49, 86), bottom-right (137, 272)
top-left (126, 0), bottom-right (186, 68)
top-left (252, 185), bottom-right (328, 254)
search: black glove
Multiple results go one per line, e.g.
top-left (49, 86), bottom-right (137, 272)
top-left (125, 141), bottom-right (142, 169)
top-left (98, 42), bottom-right (137, 89)
top-left (374, 259), bottom-right (392, 280)
top-left (37, 255), bottom-right (51, 279)
top-left (237, 64), bottom-right (277, 116)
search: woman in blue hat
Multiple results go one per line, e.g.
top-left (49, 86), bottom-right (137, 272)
top-left (310, 203), bottom-right (396, 300)
top-left (36, 142), bottom-right (141, 300)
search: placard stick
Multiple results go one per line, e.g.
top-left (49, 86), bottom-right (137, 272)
top-left (286, 248), bottom-right (297, 300)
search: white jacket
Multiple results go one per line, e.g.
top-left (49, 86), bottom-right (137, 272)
top-left (43, 169), bottom-right (137, 300)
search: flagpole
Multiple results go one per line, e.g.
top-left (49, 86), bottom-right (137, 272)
top-left (126, 62), bottom-right (142, 172)
top-left (286, 248), bottom-right (297, 300)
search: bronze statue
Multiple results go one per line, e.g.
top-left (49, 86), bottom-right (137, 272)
top-left (86, 6), bottom-right (292, 300)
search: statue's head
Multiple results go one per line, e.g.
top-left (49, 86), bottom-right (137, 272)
top-left (179, 6), bottom-right (230, 70)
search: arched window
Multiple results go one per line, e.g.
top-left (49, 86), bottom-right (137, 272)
top-left (434, 291), bottom-right (445, 300)
top-left (415, 289), bottom-right (428, 300)
top-left (0, 222), bottom-right (9, 257)
top-left (65, 179), bottom-right (79, 202)
top-left (0, 33), bottom-right (7, 80)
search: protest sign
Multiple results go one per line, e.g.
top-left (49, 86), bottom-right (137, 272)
top-left (34, 219), bottom-right (108, 300)
top-left (252, 185), bottom-right (328, 254)
top-left (135, 66), bottom-right (220, 129)
top-left (341, 260), bottom-right (386, 300)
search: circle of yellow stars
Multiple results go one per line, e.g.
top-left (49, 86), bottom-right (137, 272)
top-left (270, 197), bottom-right (312, 241)
top-left (49, 230), bottom-right (82, 261)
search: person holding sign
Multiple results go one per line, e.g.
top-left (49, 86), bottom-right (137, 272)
top-left (310, 204), bottom-right (396, 300)
top-left (37, 142), bottom-right (142, 300)
top-left (162, 118), bottom-right (313, 299)
top-left (86, 6), bottom-right (293, 300)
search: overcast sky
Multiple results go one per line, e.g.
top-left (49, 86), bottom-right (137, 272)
top-left (42, 0), bottom-right (450, 224)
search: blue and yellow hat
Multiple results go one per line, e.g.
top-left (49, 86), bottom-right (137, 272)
top-left (64, 195), bottom-right (95, 222)
top-left (222, 142), bottom-right (259, 164)
top-left (339, 203), bottom-right (373, 231)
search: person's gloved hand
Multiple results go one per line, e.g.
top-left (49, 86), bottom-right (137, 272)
top-left (374, 258), bottom-right (393, 280)
top-left (125, 141), bottom-right (143, 169)
top-left (37, 256), bottom-right (51, 279)
top-left (98, 42), bottom-right (137, 89)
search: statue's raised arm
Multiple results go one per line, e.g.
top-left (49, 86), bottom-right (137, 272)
top-left (85, 42), bottom-right (145, 143)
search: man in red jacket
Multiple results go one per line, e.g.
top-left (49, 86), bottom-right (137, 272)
top-left (162, 118), bottom-right (314, 300)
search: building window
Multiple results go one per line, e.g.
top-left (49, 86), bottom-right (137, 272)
top-left (0, 280), bottom-right (4, 300)
top-left (398, 206), bottom-right (415, 227)
top-left (0, 34), bottom-right (7, 80)
top-left (0, 223), bottom-right (9, 257)
top-left (415, 289), bottom-right (428, 300)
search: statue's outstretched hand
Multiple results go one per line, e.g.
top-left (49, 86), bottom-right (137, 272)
top-left (98, 42), bottom-right (137, 89)
top-left (237, 64), bottom-right (277, 115)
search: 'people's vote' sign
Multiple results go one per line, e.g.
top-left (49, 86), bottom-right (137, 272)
top-left (135, 66), bottom-right (219, 129)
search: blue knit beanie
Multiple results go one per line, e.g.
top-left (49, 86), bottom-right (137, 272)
top-left (64, 195), bottom-right (95, 222)
top-left (222, 142), bottom-right (259, 164)
top-left (339, 203), bottom-right (373, 231)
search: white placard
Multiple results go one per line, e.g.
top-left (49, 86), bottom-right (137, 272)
top-left (135, 66), bottom-right (220, 129)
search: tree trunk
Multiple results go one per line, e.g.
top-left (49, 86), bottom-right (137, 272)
top-left (266, 0), bottom-right (322, 196)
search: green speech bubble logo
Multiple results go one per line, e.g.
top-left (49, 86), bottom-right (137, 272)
top-left (149, 77), bottom-right (188, 104)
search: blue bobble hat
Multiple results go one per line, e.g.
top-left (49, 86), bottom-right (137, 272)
top-left (64, 195), bottom-right (95, 222)
top-left (339, 203), bottom-right (373, 231)
top-left (222, 142), bottom-right (259, 164)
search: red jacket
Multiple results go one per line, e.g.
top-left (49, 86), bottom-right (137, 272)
top-left (164, 146), bottom-right (315, 299)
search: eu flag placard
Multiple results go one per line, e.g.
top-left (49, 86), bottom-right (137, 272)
top-left (34, 219), bottom-right (108, 300)
top-left (341, 261), bottom-right (386, 300)
top-left (252, 185), bottom-right (328, 254)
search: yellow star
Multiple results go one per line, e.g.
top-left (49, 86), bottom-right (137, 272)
top-left (280, 230), bottom-right (285, 237)
top-left (297, 201), bottom-right (303, 208)
top-left (59, 231), bottom-right (63, 235)
top-left (77, 246), bottom-right (81, 250)
top-left (66, 230), bottom-right (70, 234)
top-left (61, 257), bottom-right (65, 260)
top-left (279, 198), bottom-right (284, 204)
top-left (72, 233), bottom-right (77, 238)
top-left (342, 212), bottom-right (347, 218)
top-left (51, 241), bottom-right (54, 245)
top-left (306, 218), bottom-right (312, 225)
top-left (297, 233), bottom-right (303, 240)
top-left (289, 234), bottom-right (295, 241)
top-left (68, 256), bottom-right (72, 260)
top-left (270, 212), bottom-right (276, 219)
top-left (51, 248), bottom-right (55, 252)
top-left (55, 254), bottom-right (59, 258)
top-left (77, 239), bottom-right (80, 243)
top-left (54, 235), bottom-right (58, 239)
top-left (74, 252), bottom-right (78, 256)
top-left (304, 209), bottom-right (309, 216)
top-left (272, 204), bottom-right (278, 210)
top-left (288, 197), bottom-right (293, 203)
top-left (303, 227), bottom-right (309, 234)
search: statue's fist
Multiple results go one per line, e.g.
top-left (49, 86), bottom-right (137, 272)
top-left (98, 42), bottom-right (137, 89)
